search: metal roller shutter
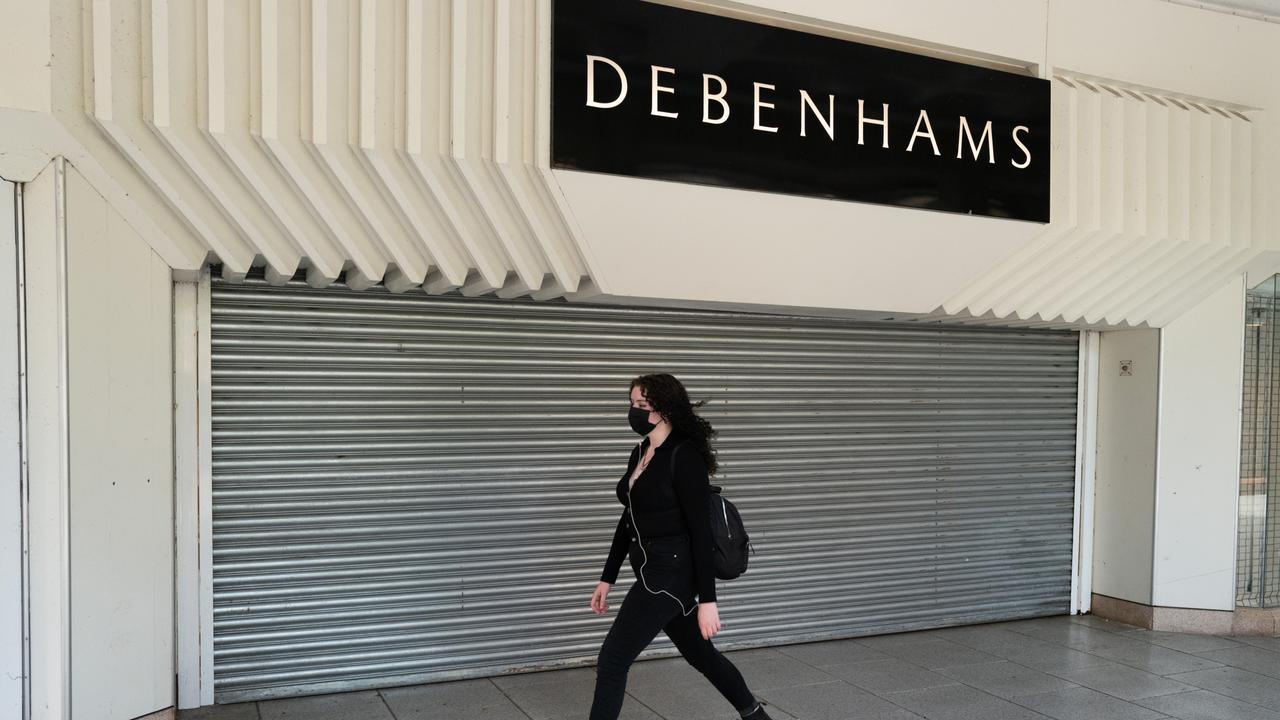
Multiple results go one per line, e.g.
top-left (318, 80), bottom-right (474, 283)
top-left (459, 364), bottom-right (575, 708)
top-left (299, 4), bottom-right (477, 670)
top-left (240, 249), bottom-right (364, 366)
top-left (211, 278), bottom-right (1079, 702)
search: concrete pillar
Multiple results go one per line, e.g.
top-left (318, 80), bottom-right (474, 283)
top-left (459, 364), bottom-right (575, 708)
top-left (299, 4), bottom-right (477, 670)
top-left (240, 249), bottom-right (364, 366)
top-left (1091, 275), bottom-right (1273, 633)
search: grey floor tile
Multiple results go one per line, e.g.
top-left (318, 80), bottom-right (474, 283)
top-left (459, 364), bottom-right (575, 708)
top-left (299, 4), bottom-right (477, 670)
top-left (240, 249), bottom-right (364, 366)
top-left (872, 637), bottom-right (1003, 669)
top-left (1194, 644), bottom-right (1280, 680)
top-left (179, 619), bottom-right (1275, 720)
top-left (731, 702), bottom-right (800, 720)
top-left (998, 643), bottom-right (1115, 674)
top-left (627, 656), bottom-right (709, 689)
top-left (380, 679), bottom-right (527, 720)
top-left (258, 689), bottom-right (395, 720)
top-left (1048, 663), bottom-right (1196, 702)
top-left (775, 638), bottom-right (893, 667)
top-left (1136, 689), bottom-right (1280, 720)
top-left (1122, 630), bottom-right (1243, 655)
top-left (492, 666), bottom-right (599, 720)
top-left (1231, 635), bottom-right (1280, 654)
top-left (885, 683), bottom-right (1051, 720)
top-left (731, 649), bottom-right (839, 691)
top-left (824, 658), bottom-right (959, 695)
top-left (925, 626), bottom-right (1047, 655)
top-left (1011, 685), bottom-right (1168, 720)
top-left (1067, 615), bottom-right (1145, 634)
top-left (935, 660), bottom-right (1079, 698)
top-left (545, 698), bottom-right (664, 720)
top-left (1166, 665), bottom-right (1280, 708)
top-left (759, 680), bottom-right (924, 720)
top-left (854, 632), bottom-right (954, 652)
top-left (177, 702), bottom-right (260, 720)
top-left (1088, 640), bottom-right (1226, 676)
top-left (1005, 621), bottom-right (1136, 653)
top-left (626, 679), bottom-right (781, 720)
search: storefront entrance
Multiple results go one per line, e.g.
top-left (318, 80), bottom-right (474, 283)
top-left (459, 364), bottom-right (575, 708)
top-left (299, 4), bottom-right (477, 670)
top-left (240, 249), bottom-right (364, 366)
top-left (209, 277), bottom-right (1080, 702)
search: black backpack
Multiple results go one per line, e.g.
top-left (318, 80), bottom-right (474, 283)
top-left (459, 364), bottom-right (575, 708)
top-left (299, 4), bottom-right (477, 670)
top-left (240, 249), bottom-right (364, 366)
top-left (672, 444), bottom-right (754, 579)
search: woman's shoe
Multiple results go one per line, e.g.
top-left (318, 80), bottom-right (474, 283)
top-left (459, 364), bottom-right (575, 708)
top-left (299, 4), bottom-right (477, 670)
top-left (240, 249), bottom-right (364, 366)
top-left (740, 701), bottom-right (773, 720)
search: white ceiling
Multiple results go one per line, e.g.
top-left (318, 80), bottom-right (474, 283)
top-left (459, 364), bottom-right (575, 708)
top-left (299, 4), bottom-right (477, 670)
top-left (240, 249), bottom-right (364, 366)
top-left (1163, 0), bottom-right (1280, 21)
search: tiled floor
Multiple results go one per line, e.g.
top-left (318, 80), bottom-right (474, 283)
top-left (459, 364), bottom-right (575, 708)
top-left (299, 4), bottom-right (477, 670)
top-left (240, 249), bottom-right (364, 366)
top-left (178, 615), bottom-right (1280, 720)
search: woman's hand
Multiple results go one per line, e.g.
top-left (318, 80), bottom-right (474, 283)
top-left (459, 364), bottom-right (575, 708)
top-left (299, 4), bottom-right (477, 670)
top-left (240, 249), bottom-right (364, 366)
top-left (698, 602), bottom-right (722, 640)
top-left (591, 581), bottom-right (612, 615)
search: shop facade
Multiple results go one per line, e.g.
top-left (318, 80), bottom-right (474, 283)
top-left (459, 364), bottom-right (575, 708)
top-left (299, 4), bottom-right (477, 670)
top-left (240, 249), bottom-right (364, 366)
top-left (2, 0), bottom-right (1278, 717)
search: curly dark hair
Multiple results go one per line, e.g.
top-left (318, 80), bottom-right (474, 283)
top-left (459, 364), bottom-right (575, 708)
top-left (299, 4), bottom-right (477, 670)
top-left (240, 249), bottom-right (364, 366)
top-left (630, 373), bottom-right (718, 475)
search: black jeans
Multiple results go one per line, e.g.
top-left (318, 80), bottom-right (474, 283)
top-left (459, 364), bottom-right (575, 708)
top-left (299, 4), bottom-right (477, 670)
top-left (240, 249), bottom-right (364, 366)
top-left (590, 535), bottom-right (758, 720)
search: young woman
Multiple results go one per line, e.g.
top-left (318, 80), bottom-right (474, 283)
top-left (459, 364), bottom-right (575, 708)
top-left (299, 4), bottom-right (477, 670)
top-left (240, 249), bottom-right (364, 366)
top-left (588, 373), bottom-right (771, 720)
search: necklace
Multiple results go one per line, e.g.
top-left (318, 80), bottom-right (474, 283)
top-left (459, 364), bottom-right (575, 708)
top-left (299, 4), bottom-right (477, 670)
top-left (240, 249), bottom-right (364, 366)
top-left (628, 450), bottom-right (652, 490)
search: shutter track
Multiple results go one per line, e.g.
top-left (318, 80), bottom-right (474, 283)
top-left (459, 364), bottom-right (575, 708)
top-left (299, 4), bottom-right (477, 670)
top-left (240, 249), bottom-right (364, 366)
top-left (210, 278), bottom-right (1079, 702)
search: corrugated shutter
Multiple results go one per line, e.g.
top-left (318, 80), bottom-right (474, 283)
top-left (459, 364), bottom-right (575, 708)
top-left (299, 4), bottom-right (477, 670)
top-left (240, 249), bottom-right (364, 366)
top-left (211, 278), bottom-right (1079, 702)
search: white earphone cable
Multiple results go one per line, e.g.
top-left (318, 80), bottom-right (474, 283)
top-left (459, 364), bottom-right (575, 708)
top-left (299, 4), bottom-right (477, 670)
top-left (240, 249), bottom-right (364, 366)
top-left (627, 439), bottom-right (699, 617)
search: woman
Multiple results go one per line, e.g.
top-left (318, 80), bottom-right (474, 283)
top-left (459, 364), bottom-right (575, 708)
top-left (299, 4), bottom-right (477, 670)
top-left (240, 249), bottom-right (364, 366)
top-left (588, 373), bottom-right (772, 720)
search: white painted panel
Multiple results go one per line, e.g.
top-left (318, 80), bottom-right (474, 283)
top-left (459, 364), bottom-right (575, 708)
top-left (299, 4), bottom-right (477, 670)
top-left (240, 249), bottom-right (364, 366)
top-left (553, 169), bottom-right (1039, 314)
top-left (65, 166), bottom-right (174, 718)
top-left (0, 1), bottom-right (51, 114)
top-left (174, 280), bottom-right (200, 709)
top-left (1092, 329), bottom-right (1159, 605)
top-left (1048, 0), bottom-right (1278, 109)
top-left (1153, 275), bottom-right (1246, 610)
top-left (175, 267), bottom-right (214, 709)
top-left (24, 161), bottom-right (70, 720)
top-left (0, 181), bottom-right (22, 720)
top-left (1047, 0), bottom-right (1280, 280)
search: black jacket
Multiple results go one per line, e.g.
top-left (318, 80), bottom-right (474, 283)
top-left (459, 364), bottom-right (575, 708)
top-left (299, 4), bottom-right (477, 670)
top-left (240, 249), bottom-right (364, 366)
top-left (599, 432), bottom-right (718, 603)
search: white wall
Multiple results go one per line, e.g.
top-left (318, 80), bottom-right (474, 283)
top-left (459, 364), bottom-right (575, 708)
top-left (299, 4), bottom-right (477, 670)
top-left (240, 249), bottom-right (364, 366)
top-left (0, 0), bottom-right (50, 114)
top-left (23, 160), bottom-right (175, 720)
top-left (1092, 329), bottom-right (1160, 605)
top-left (1153, 276), bottom-right (1246, 610)
top-left (64, 166), bottom-right (175, 717)
top-left (556, 171), bottom-right (1040, 315)
top-left (0, 180), bottom-right (23, 720)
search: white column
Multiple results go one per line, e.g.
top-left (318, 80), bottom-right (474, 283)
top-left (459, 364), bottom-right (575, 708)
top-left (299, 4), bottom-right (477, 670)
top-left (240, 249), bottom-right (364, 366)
top-left (1072, 331), bottom-right (1101, 614)
top-left (1153, 275), bottom-right (1247, 610)
top-left (1, 180), bottom-right (25, 719)
top-left (176, 268), bottom-right (213, 709)
top-left (24, 160), bottom-right (71, 720)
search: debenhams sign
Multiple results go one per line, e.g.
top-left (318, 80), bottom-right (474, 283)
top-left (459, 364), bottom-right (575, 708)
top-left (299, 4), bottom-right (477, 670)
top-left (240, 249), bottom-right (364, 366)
top-left (552, 0), bottom-right (1051, 223)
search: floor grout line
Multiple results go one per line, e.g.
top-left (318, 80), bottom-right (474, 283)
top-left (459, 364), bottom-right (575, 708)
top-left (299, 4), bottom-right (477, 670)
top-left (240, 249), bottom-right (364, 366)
top-left (622, 688), bottom-right (668, 719)
top-left (374, 688), bottom-right (400, 720)
top-left (486, 677), bottom-right (537, 720)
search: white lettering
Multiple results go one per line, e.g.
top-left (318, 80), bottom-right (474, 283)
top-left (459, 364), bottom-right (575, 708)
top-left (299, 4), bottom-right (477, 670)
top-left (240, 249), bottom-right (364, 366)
top-left (753, 82), bottom-right (778, 133)
top-left (585, 55), bottom-right (627, 109)
top-left (651, 65), bottom-right (678, 118)
top-left (957, 116), bottom-right (995, 164)
top-left (800, 90), bottom-right (835, 140)
top-left (906, 109), bottom-right (940, 155)
top-left (1011, 125), bottom-right (1032, 169)
top-left (703, 74), bottom-right (730, 125)
top-left (858, 100), bottom-right (889, 148)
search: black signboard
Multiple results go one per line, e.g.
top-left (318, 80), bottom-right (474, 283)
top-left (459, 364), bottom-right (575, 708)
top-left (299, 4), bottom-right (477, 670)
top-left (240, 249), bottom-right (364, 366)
top-left (552, 0), bottom-right (1051, 223)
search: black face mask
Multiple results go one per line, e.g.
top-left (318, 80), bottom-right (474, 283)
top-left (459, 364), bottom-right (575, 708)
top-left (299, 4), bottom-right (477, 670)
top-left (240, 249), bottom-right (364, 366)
top-left (628, 406), bottom-right (657, 436)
